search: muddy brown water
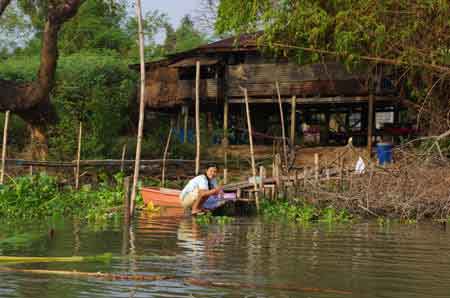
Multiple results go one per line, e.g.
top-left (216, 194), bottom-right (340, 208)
top-left (1, 210), bottom-right (450, 298)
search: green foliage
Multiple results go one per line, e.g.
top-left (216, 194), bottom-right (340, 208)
top-left (49, 51), bottom-right (136, 159)
top-left (163, 15), bottom-right (209, 54)
top-left (195, 213), bottom-right (234, 226)
top-left (0, 173), bottom-right (128, 221)
top-left (261, 199), bottom-right (352, 224)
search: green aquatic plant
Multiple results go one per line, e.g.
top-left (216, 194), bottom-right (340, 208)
top-left (0, 173), bottom-right (137, 221)
top-left (195, 213), bottom-right (234, 226)
top-left (261, 200), bottom-right (352, 224)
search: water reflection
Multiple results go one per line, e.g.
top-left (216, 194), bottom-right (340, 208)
top-left (2, 211), bottom-right (450, 297)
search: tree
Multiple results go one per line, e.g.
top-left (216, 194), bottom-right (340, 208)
top-left (162, 14), bottom-right (207, 54)
top-left (0, 0), bottom-right (84, 159)
top-left (216, 0), bottom-right (450, 134)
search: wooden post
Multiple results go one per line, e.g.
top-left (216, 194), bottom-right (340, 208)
top-left (314, 153), bottom-right (319, 182)
top-left (223, 96), bottom-right (229, 184)
top-left (0, 111), bottom-right (10, 185)
top-left (293, 169), bottom-right (299, 195)
top-left (339, 157), bottom-right (344, 191)
top-left (243, 87), bottom-right (260, 211)
top-left (367, 93), bottom-right (375, 157)
top-left (182, 105), bottom-right (189, 144)
top-left (275, 81), bottom-right (288, 169)
top-left (195, 61), bottom-right (201, 175)
top-left (161, 122), bottom-right (174, 187)
top-left (123, 176), bottom-right (131, 224)
top-left (120, 143), bottom-right (127, 172)
top-left (290, 96), bottom-right (296, 148)
top-left (75, 121), bottom-right (82, 190)
top-left (259, 165), bottom-right (266, 195)
top-left (130, 0), bottom-right (146, 218)
top-left (303, 167), bottom-right (307, 189)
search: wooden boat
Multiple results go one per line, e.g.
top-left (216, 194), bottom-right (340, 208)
top-left (140, 187), bottom-right (182, 208)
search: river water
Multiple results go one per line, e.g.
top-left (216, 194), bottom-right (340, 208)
top-left (1, 210), bottom-right (450, 298)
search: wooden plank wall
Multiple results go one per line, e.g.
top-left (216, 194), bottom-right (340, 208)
top-left (226, 62), bottom-right (367, 98)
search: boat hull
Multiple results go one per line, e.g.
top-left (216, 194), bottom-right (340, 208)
top-left (141, 187), bottom-right (182, 208)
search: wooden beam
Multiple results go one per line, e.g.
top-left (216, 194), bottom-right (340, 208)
top-left (228, 95), bottom-right (398, 105)
top-left (275, 81), bottom-right (288, 169)
top-left (242, 87), bottom-right (260, 211)
top-left (161, 121), bottom-right (174, 187)
top-left (367, 93), bottom-right (375, 157)
top-left (130, 0), bottom-right (146, 218)
top-left (182, 105), bottom-right (188, 144)
top-left (0, 110), bottom-right (10, 185)
top-left (223, 96), bottom-right (229, 184)
top-left (290, 96), bottom-right (296, 147)
top-left (195, 61), bottom-right (201, 175)
top-left (75, 121), bottom-right (82, 190)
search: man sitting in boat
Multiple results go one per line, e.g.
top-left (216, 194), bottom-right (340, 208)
top-left (180, 164), bottom-right (223, 216)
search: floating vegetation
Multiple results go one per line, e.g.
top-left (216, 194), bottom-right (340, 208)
top-left (195, 213), bottom-right (234, 226)
top-left (0, 173), bottom-right (141, 222)
top-left (261, 200), bottom-right (353, 224)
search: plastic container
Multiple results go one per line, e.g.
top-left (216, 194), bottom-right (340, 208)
top-left (376, 142), bottom-right (393, 165)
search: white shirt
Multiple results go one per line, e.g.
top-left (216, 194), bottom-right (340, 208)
top-left (180, 175), bottom-right (217, 200)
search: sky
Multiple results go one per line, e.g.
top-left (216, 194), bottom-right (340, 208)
top-left (142, 0), bottom-right (200, 28)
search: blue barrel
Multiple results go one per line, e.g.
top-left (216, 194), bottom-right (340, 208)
top-left (376, 143), bottom-right (393, 165)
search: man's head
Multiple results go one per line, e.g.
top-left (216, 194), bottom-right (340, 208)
top-left (205, 164), bottom-right (218, 180)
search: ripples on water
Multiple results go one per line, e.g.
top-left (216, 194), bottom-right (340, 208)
top-left (2, 210), bottom-right (450, 298)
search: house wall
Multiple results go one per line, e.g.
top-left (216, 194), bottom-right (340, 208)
top-left (226, 62), bottom-right (367, 98)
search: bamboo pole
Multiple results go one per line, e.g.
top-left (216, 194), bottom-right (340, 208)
top-left (223, 96), bottom-right (229, 184)
top-left (290, 95), bottom-right (296, 148)
top-left (0, 253), bottom-right (112, 264)
top-left (195, 61), bottom-right (201, 175)
top-left (182, 105), bottom-right (188, 144)
top-left (1, 110), bottom-right (10, 185)
top-left (368, 93), bottom-right (375, 157)
top-left (242, 87), bottom-right (260, 211)
top-left (120, 143), bottom-right (127, 172)
top-left (0, 267), bottom-right (174, 281)
top-left (123, 176), bottom-right (131, 224)
top-left (275, 81), bottom-right (288, 169)
top-left (161, 122), bottom-right (174, 187)
top-left (314, 153), bottom-right (319, 182)
top-left (130, 0), bottom-right (146, 218)
top-left (75, 121), bottom-right (82, 190)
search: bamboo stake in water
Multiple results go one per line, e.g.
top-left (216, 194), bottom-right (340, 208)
top-left (290, 95), bottom-right (296, 148)
top-left (314, 153), bottom-right (319, 182)
top-left (120, 143), bottom-right (127, 172)
top-left (0, 110), bottom-right (10, 185)
top-left (195, 61), bottom-right (201, 175)
top-left (242, 87), bottom-right (260, 211)
top-left (130, 0), bottom-right (146, 218)
top-left (275, 81), bottom-right (288, 169)
top-left (75, 121), bottom-right (82, 190)
top-left (182, 105), bottom-right (189, 144)
top-left (223, 96), bottom-right (229, 184)
top-left (161, 124), bottom-right (174, 187)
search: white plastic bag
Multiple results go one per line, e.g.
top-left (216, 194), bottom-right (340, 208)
top-left (355, 157), bottom-right (366, 174)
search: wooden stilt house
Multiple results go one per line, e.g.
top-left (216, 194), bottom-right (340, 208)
top-left (131, 34), bottom-right (412, 151)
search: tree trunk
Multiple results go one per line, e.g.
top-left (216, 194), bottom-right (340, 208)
top-left (0, 0), bottom-right (84, 159)
top-left (0, 0), bottom-right (11, 16)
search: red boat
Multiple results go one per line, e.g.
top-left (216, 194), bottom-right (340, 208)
top-left (140, 187), bottom-right (182, 208)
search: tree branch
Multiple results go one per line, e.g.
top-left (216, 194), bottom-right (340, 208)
top-left (0, 0), bottom-right (10, 17)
